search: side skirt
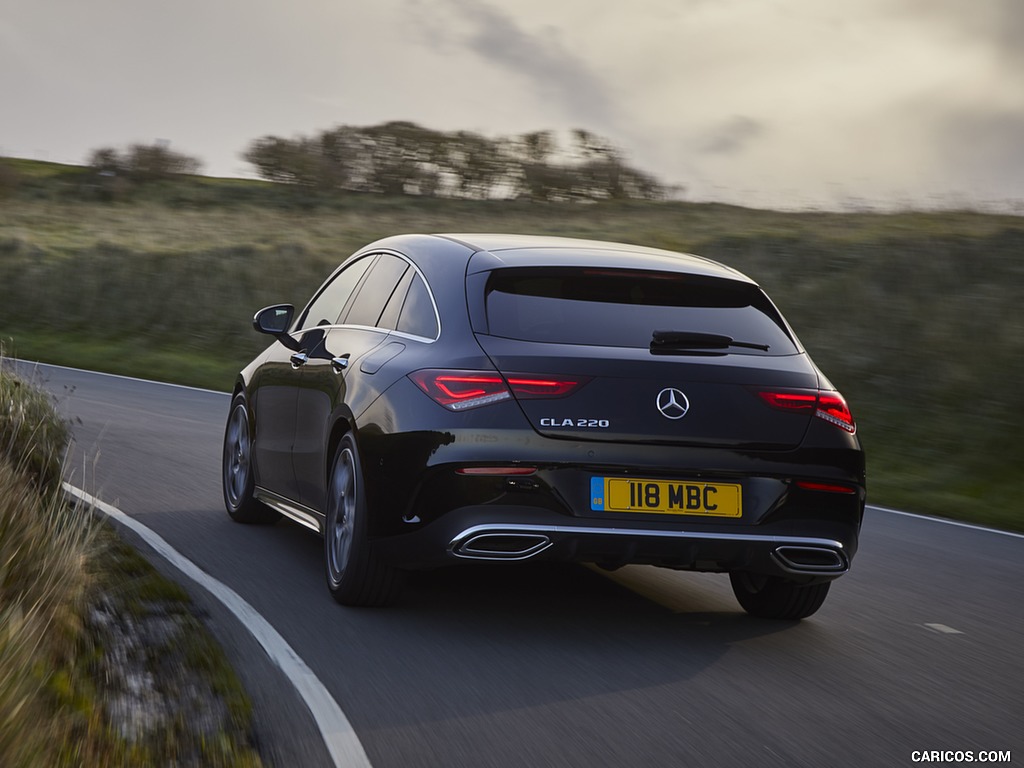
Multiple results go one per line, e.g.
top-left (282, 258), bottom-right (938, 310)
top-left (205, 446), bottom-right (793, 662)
top-left (254, 487), bottom-right (325, 534)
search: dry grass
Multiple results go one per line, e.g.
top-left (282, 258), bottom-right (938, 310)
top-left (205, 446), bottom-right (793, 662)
top-left (0, 361), bottom-right (262, 767)
top-left (0, 360), bottom-right (70, 489)
top-left (0, 360), bottom-right (95, 766)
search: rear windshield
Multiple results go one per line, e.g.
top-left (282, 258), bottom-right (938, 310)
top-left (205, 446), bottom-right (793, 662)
top-left (483, 268), bottom-right (799, 355)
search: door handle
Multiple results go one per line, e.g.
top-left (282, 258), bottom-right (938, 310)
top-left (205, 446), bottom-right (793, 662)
top-left (331, 355), bottom-right (350, 374)
top-left (290, 351), bottom-right (309, 368)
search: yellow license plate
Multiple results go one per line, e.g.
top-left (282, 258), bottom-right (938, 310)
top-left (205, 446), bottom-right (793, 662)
top-left (590, 477), bottom-right (742, 517)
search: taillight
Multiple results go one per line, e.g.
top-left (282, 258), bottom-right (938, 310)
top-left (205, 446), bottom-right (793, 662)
top-left (409, 370), bottom-right (587, 411)
top-left (815, 392), bottom-right (856, 433)
top-left (757, 391), bottom-right (817, 412)
top-left (506, 376), bottom-right (586, 399)
top-left (409, 371), bottom-right (510, 410)
top-left (757, 388), bottom-right (856, 433)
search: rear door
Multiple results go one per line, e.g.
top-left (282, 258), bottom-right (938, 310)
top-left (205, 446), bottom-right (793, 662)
top-left (292, 253), bottom-right (410, 509)
top-left (291, 253), bottom-right (443, 512)
top-left (251, 254), bottom-right (376, 500)
top-left (472, 266), bottom-right (818, 449)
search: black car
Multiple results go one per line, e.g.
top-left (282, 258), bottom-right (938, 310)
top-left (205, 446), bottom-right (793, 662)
top-left (223, 234), bottom-right (864, 618)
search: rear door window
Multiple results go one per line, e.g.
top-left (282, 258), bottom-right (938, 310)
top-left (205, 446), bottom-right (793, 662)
top-left (482, 268), bottom-right (798, 354)
top-left (342, 254), bottom-right (410, 328)
top-left (377, 268), bottom-right (415, 331)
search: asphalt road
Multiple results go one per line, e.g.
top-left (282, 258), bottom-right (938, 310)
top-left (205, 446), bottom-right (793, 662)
top-left (15, 361), bottom-right (1023, 768)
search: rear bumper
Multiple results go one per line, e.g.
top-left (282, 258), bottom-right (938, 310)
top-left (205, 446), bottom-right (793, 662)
top-left (452, 522), bottom-right (848, 575)
top-left (374, 505), bottom-right (857, 583)
top-left (358, 395), bottom-right (865, 581)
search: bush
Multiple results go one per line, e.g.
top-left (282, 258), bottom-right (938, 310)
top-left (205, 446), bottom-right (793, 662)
top-left (90, 143), bottom-right (205, 180)
top-left (0, 360), bottom-right (70, 490)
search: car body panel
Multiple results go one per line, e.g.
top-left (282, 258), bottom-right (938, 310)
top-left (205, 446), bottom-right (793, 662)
top-left (472, 334), bottom-right (819, 448)
top-left (230, 233), bottom-right (865, 594)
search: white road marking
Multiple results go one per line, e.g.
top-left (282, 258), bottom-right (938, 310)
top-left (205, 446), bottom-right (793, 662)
top-left (63, 482), bottom-right (373, 768)
top-left (5, 358), bottom-right (230, 396)
top-left (867, 505), bottom-right (1024, 541)
top-left (923, 623), bottom-right (965, 635)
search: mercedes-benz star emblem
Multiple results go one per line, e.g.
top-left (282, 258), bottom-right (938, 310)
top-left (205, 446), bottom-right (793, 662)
top-left (656, 387), bottom-right (690, 420)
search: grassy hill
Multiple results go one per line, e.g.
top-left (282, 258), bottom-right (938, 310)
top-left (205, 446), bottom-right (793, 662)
top-left (2, 159), bottom-right (1021, 531)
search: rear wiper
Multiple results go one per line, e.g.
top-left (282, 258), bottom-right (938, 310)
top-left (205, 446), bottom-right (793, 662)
top-left (650, 330), bottom-right (769, 353)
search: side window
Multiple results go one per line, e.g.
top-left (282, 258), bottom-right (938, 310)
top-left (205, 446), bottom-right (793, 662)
top-left (396, 273), bottom-right (439, 339)
top-left (296, 255), bottom-right (374, 331)
top-left (377, 268), bottom-right (415, 331)
top-left (343, 254), bottom-right (409, 327)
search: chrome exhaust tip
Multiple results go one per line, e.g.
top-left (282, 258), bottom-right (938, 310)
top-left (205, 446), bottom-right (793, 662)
top-left (773, 545), bottom-right (848, 573)
top-left (452, 532), bottom-right (552, 561)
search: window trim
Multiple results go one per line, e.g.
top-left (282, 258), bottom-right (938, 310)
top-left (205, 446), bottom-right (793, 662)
top-left (294, 253), bottom-right (378, 333)
top-left (392, 270), bottom-right (440, 341)
top-left (341, 253), bottom-right (411, 329)
top-left (292, 250), bottom-right (441, 343)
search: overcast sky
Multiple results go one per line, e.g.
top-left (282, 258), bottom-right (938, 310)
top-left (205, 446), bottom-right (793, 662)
top-left (3, 0), bottom-right (1023, 210)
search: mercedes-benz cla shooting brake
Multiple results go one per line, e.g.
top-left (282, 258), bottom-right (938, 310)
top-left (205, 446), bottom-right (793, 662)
top-left (223, 234), bottom-right (865, 619)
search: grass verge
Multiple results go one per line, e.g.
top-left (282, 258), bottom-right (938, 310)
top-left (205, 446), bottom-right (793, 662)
top-left (1, 328), bottom-right (240, 393)
top-left (0, 361), bottom-right (263, 767)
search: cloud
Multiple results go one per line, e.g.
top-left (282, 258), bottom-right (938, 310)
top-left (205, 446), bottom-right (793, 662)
top-left (887, 0), bottom-right (1024, 74)
top-left (935, 109), bottom-right (1024, 195)
top-left (991, 0), bottom-right (1024, 69)
top-left (409, 0), bottom-right (616, 130)
top-left (698, 116), bottom-right (766, 156)
top-left (7, 0), bottom-right (1024, 208)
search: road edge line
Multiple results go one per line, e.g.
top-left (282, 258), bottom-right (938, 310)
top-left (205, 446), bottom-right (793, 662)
top-left (868, 504), bottom-right (1024, 540)
top-left (6, 358), bottom-right (229, 396)
top-left (63, 482), bottom-right (373, 768)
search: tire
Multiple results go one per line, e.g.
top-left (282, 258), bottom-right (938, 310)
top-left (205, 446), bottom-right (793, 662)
top-left (729, 571), bottom-right (831, 620)
top-left (324, 434), bottom-right (403, 606)
top-left (222, 395), bottom-right (280, 524)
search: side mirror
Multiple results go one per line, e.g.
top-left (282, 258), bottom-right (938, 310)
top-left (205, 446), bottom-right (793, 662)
top-left (253, 305), bottom-right (294, 335)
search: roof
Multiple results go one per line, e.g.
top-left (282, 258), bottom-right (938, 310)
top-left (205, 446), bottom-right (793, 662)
top-left (435, 233), bottom-right (751, 283)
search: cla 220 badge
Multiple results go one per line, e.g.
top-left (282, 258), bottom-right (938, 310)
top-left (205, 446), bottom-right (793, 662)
top-left (540, 417), bottom-right (610, 428)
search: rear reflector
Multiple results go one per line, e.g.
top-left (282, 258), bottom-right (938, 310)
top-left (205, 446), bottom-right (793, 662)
top-left (796, 480), bottom-right (857, 494)
top-left (756, 388), bottom-right (856, 434)
top-left (410, 369), bottom-right (586, 411)
top-left (456, 467), bottom-right (538, 476)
